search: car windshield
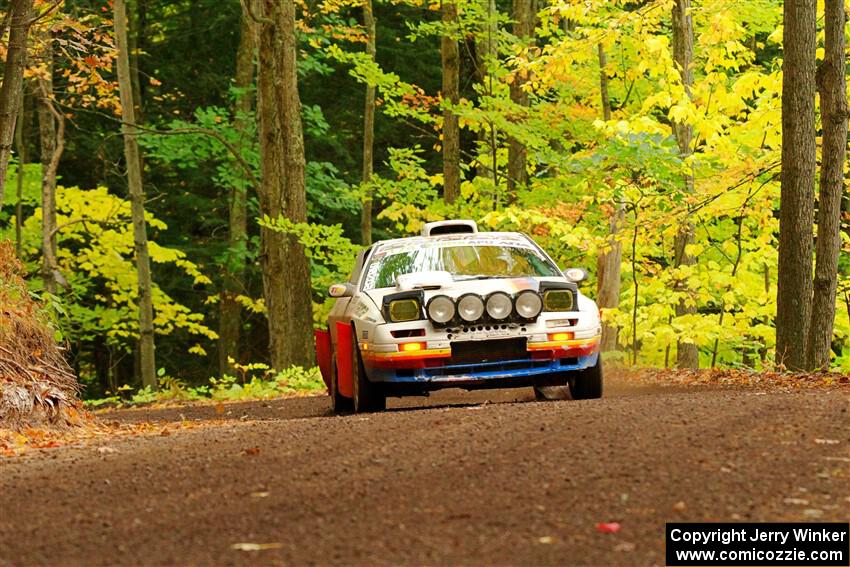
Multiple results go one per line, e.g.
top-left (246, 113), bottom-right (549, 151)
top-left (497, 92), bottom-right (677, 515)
top-left (362, 241), bottom-right (560, 290)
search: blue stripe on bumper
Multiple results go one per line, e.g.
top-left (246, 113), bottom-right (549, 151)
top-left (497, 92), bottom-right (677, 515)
top-left (367, 352), bottom-right (598, 383)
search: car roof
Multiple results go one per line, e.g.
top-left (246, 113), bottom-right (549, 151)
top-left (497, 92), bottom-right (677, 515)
top-left (372, 231), bottom-right (534, 253)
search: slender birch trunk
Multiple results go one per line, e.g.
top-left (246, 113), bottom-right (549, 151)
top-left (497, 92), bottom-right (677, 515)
top-left (219, 1), bottom-right (257, 376)
top-left (115, 0), bottom-right (157, 389)
top-left (598, 44), bottom-right (611, 122)
top-left (14, 87), bottom-right (26, 256)
top-left (360, 0), bottom-right (377, 245)
top-left (37, 32), bottom-right (64, 295)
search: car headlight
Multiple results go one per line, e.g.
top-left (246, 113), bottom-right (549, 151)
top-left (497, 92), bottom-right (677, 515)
top-left (543, 289), bottom-right (574, 312)
top-left (457, 294), bottom-right (485, 322)
top-left (515, 290), bottom-right (543, 319)
top-left (485, 292), bottom-right (512, 320)
top-left (426, 295), bottom-right (456, 324)
top-left (388, 298), bottom-right (421, 322)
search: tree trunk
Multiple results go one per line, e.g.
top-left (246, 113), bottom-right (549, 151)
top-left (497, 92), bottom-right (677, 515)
top-left (776, 0), bottom-right (816, 371)
top-left (0, 0), bottom-right (34, 205)
top-left (441, 0), bottom-right (460, 204)
top-left (671, 0), bottom-right (698, 369)
top-left (257, 0), bottom-right (315, 370)
top-left (127, 0), bottom-right (144, 122)
top-left (37, 32), bottom-right (64, 295)
top-left (475, 0), bottom-right (497, 182)
top-left (219, 1), bottom-right (257, 377)
top-left (115, 0), bottom-right (157, 390)
top-left (806, 0), bottom-right (847, 370)
top-left (598, 43), bottom-right (612, 121)
top-left (14, 63), bottom-right (27, 257)
top-left (597, 206), bottom-right (623, 351)
top-left (595, 44), bottom-right (620, 352)
top-left (506, 0), bottom-right (534, 201)
top-left (360, 0), bottom-right (376, 245)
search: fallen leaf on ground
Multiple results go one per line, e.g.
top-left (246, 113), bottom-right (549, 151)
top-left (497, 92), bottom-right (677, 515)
top-left (537, 536), bottom-right (554, 544)
top-left (672, 501), bottom-right (686, 513)
top-left (783, 498), bottom-right (809, 505)
top-left (231, 543), bottom-right (283, 551)
top-left (242, 447), bottom-right (260, 456)
top-left (250, 491), bottom-right (270, 498)
top-left (596, 522), bottom-right (621, 534)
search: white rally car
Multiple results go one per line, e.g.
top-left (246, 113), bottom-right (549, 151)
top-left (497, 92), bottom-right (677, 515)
top-left (314, 220), bottom-right (602, 413)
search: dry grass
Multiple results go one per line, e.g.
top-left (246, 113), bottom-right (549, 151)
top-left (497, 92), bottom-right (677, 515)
top-left (0, 242), bottom-right (80, 429)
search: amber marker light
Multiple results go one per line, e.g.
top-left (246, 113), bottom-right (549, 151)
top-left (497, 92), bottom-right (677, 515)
top-left (548, 332), bottom-right (574, 341)
top-left (400, 342), bottom-right (426, 352)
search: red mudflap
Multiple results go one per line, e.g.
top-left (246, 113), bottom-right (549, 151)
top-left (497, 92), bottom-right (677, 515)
top-left (314, 329), bottom-right (332, 389)
top-left (335, 322), bottom-right (354, 398)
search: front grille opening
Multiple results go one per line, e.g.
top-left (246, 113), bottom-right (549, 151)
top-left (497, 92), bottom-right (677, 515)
top-left (391, 328), bottom-right (426, 338)
top-left (451, 338), bottom-right (528, 364)
top-left (424, 359), bottom-right (548, 378)
top-left (395, 369), bottom-right (415, 378)
top-left (559, 357), bottom-right (579, 366)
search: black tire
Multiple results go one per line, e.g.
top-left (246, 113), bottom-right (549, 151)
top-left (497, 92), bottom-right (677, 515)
top-left (352, 331), bottom-right (386, 412)
top-left (330, 359), bottom-right (353, 414)
top-left (569, 357), bottom-right (603, 400)
top-left (533, 385), bottom-right (571, 401)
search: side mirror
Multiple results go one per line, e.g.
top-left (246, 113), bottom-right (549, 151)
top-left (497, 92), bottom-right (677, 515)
top-left (563, 268), bottom-right (588, 283)
top-left (329, 282), bottom-right (355, 298)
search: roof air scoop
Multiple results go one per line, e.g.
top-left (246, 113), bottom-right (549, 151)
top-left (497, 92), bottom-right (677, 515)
top-left (422, 220), bottom-right (478, 237)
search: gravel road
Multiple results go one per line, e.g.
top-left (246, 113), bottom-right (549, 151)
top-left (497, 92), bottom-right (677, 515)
top-left (1, 376), bottom-right (848, 566)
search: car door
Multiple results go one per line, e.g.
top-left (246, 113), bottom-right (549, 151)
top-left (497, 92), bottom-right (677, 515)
top-left (328, 247), bottom-right (370, 348)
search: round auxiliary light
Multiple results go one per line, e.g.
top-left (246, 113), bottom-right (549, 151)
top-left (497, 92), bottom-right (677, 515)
top-left (427, 295), bottom-right (456, 324)
top-left (515, 290), bottom-right (543, 320)
top-left (457, 294), bottom-right (486, 322)
top-left (486, 292), bottom-right (513, 321)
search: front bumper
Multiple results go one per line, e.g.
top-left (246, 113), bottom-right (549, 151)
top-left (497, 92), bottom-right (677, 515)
top-left (362, 336), bottom-right (599, 389)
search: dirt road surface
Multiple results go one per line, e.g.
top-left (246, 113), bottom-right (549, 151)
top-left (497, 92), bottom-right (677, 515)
top-left (1, 376), bottom-right (849, 566)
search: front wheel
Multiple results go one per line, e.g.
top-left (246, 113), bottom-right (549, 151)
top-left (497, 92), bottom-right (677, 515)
top-left (352, 332), bottom-right (386, 412)
top-left (569, 357), bottom-right (603, 400)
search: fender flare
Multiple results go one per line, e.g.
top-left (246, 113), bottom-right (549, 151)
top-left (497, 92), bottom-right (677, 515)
top-left (314, 328), bottom-right (332, 390)
top-left (334, 321), bottom-right (354, 398)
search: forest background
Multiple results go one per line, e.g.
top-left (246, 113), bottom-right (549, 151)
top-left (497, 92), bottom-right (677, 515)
top-left (0, 0), bottom-right (847, 402)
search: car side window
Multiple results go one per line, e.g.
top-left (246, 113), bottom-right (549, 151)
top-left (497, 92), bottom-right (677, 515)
top-left (348, 247), bottom-right (371, 285)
